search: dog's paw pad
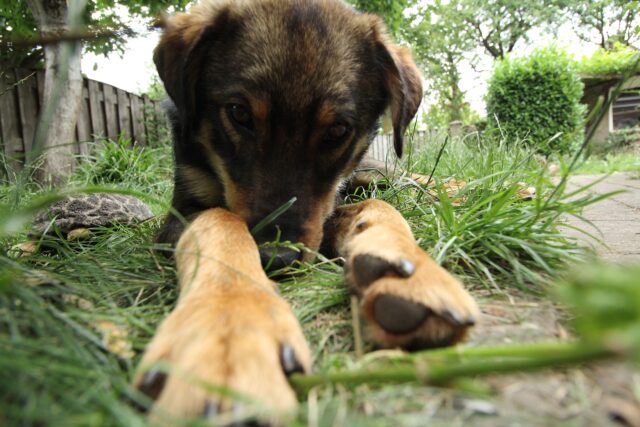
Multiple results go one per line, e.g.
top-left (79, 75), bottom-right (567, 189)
top-left (351, 254), bottom-right (415, 288)
top-left (351, 252), bottom-right (480, 351)
top-left (372, 294), bottom-right (430, 334)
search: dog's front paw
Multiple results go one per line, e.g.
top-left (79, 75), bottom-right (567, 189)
top-left (133, 286), bottom-right (311, 421)
top-left (346, 247), bottom-right (480, 351)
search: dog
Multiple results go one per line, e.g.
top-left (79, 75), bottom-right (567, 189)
top-left (133, 0), bottom-right (480, 420)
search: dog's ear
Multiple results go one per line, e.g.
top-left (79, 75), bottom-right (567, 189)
top-left (154, 6), bottom-right (231, 114)
top-left (371, 20), bottom-right (423, 158)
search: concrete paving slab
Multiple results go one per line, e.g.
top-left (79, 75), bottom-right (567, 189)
top-left (564, 172), bottom-right (640, 263)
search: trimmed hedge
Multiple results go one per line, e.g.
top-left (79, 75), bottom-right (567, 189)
top-left (486, 46), bottom-right (585, 155)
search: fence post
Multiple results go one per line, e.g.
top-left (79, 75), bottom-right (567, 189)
top-left (117, 88), bottom-right (132, 142)
top-left (75, 80), bottom-right (92, 155)
top-left (130, 95), bottom-right (144, 145)
top-left (87, 79), bottom-right (105, 140)
top-left (449, 120), bottom-right (463, 141)
top-left (14, 69), bottom-right (38, 154)
top-left (0, 73), bottom-right (25, 175)
top-left (103, 84), bottom-right (118, 138)
top-left (2, 70), bottom-right (164, 174)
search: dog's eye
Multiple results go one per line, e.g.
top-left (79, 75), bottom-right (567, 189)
top-left (326, 123), bottom-right (350, 141)
top-left (227, 104), bottom-right (253, 128)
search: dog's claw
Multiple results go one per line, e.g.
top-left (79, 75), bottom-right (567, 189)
top-left (442, 308), bottom-right (476, 327)
top-left (138, 370), bottom-right (166, 401)
top-left (203, 401), bottom-right (219, 418)
top-left (227, 403), bottom-right (269, 427)
top-left (351, 254), bottom-right (416, 288)
top-left (232, 402), bottom-right (245, 417)
top-left (280, 344), bottom-right (304, 377)
top-left (397, 258), bottom-right (415, 277)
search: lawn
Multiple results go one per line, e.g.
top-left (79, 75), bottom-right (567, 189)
top-left (572, 151), bottom-right (640, 175)
top-left (0, 131), bottom-right (636, 426)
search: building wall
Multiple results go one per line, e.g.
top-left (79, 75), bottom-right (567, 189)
top-left (586, 75), bottom-right (640, 148)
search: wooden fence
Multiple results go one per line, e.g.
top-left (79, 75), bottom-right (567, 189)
top-left (368, 129), bottom-right (443, 163)
top-left (1, 68), bottom-right (456, 173)
top-left (0, 69), bottom-right (165, 169)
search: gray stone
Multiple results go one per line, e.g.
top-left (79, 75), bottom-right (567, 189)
top-left (31, 193), bottom-right (154, 236)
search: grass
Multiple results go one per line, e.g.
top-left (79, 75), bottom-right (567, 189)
top-left (572, 151), bottom-right (640, 175)
top-left (0, 130), bottom-right (623, 426)
top-left (358, 133), bottom-right (601, 290)
top-left (71, 135), bottom-right (174, 214)
top-left (0, 221), bottom-right (174, 426)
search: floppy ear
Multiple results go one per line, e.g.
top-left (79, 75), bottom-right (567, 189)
top-left (153, 6), bottom-right (231, 114)
top-left (372, 21), bottom-right (423, 158)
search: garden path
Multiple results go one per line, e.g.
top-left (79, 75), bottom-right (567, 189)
top-left (445, 172), bottom-right (640, 426)
top-left (564, 172), bottom-right (640, 263)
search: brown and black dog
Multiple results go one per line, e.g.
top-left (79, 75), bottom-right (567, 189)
top-left (134, 0), bottom-right (480, 419)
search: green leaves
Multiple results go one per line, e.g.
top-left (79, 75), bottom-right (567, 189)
top-left (486, 46), bottom-right (586, 156)
top-left (2, 0), bottom-right (191, 66)
top-left (402, 0), bottom-right (569, 129)
top-left (578, 43), bottom-right (640, 76)
top-left (459, 0), bottom-right (567, 59)
top-left (568, 0), bottom-right (640, 49)
top-left (347, 0), bottom-right (415, 35)
top-left (402, 0), bottom-right (475, 127)
top-left (397, 132), bottom-right (604, 289)
top-left (557, 264), bottom-right (640, 363)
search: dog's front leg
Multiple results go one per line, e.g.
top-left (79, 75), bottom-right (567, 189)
top-left (323, 200), bottom-right (480, 350)
top-left (134, 208), bottom-right (310, 419)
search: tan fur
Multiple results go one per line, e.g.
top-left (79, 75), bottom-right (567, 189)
top-left (299, 189), bottom-right (338, 260)
top-left (134, 209), bottom-right (311, 419)
top-left (248, 94), bottom-right (269, 123)
top-left (141, 0), bottom-right (477, 421)
top-left (333, 200), bottom-right (480, 348)
top-left (317, 103), bottom-right (337, 126)
top-left (341, 136), bottom-right (376, 181)
top-left (195, 122), bottom-right (253, 221)
top-left (178, 165), bottom-right (224, 207)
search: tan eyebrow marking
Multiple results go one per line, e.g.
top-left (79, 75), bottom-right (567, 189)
top-left (317, 103), bottom-right (337, 126)
top-left (248, 95), bottom-right (269, 122)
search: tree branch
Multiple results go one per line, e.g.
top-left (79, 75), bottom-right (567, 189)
top-left (2, 26), bottom-right (139, 47)
top-left (468, 19), bottom-right (501, 59)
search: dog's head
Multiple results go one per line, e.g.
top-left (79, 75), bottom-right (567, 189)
top-left (156, 0), bottom-right (422, 259)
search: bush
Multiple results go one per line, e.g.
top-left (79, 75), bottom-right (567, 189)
top-left (486, 46), bottom-right (585, 156)
top-left (578, 43), bottom-right (639, 76)
top-left (73, 134), bottom-right (172, 191)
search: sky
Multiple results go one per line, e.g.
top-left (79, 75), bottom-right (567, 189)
top-left (82, 30), bottom-right (160, 96)
top-left (81, 11), bottom-right (599, 117)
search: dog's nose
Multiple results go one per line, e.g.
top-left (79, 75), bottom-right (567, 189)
top-left (259, 246), bottom-right (302, 270)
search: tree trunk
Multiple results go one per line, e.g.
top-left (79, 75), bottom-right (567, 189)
top-left (445, 53), bottom-right (463, 123)
top-left (26, 0), bottom-right (83, 185)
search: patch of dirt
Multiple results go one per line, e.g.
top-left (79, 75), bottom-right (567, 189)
top-left (470, 291), bottom-right (569, 345)
top-left (427, 290), bottom-right (640, 427)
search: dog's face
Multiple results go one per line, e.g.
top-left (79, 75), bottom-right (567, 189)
top-left (155, 0), bottom-right (421, 255)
